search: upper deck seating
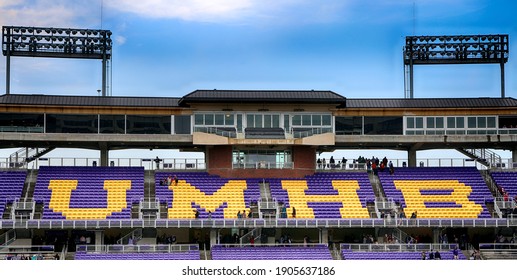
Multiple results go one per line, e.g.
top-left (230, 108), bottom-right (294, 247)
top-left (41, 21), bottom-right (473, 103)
top-left (0, 170), bottom-right (27, 218)
top-left (211, 244), bottom-right (332, 260)
top-left (490, 171), bottom-right (517, 198)
top-left (33, 166), bottom-right (144, 220)
top-left (378, 167), bottom-right (492, 218)
top-left (269, 172), bottom-right (375, 218)
top-left (155, 172), bottom-right (260, 219)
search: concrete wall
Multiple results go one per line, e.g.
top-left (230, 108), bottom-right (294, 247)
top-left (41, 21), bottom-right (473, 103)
top-left (207, 145), bottom-right (316, 178)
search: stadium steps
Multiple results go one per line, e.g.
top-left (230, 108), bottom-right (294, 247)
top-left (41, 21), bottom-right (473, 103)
top-left (455, 148), bottom-right (502, 168)
top-left (2, 203), bottom-right (12, 219)
top-left (368, 172), bottom-right (385, 199)
top-left (21, 169), bottom-right (38, 200)
top-left (259, 181), bottom-right (272, 200)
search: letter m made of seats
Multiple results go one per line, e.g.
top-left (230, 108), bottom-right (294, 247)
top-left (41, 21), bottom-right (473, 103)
top-left (167, 180), bottom-right (248, 219)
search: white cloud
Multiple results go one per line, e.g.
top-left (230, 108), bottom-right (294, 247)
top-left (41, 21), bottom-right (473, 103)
top-left (0, 0), bottom-right (100, 28)
top-left (104, 0), bottom-right (254, 22)
top-left (115, 35), bottom-right (126, 45)
top-left (104, 0), bottom-right (354, 24)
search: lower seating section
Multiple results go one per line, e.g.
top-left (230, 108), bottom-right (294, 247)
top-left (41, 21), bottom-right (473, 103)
top-left (155, 172), bottom-right (260, 219)
top-left (211, 245), bottom-right (332, 260)
top-left (378, 167), bottom-right (492, 218)
top-left (74, 251), bottom-right (200, 260)
top-left (0, 170), bottom-right (27, 218)
top-left (269, 172), bottom-right (374, 218)
top-left (491, 171), bottom-right (517, 198)
top-left (342, 250), bottom-right (466, 260)
top-left (33, 166), bottom-right (144, 220)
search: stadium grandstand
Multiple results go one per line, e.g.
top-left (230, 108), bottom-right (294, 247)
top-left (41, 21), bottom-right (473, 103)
top-left (1, 26), bottom-right (517, 261)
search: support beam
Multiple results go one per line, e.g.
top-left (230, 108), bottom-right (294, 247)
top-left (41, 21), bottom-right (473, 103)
top-left (319, 228), bottom-right (328, 245)
top-left (210, 229), bottom-right (218, 246)
top-left (501, 62), bottom-right (505, 98)
top-left (408, 148), bottom-right (417, 167)
top-left (100, 146), bottom-right (109, 167)
top-left (512, 148), bottom-right (517, 166)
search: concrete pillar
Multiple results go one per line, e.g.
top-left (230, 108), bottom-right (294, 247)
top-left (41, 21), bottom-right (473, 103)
top-left (512, 149), bottom-right (517, 166)
top-left (210, 229), bottom-right (218, 246)
top-left (100, 147), bottom-right (109, 167)
top-left (432, 228), bottom-right (441, 244)
top-left (408, 149), bottom-right (417, 167)
top-left (95, 230), bottom-right (104, 251)
top-left (319, 228), bottom-right (328, 245)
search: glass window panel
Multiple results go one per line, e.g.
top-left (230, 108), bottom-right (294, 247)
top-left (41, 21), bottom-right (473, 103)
top-left (427, 117), bottom-right (435, 129)
top-left (264, 115), bottom-right (272, 128)
top-left (415, 117), bottom-right (423, 128)
top-left (46, 114), bottom-right (98, 133)
top-left (447, 117), bottom-right (455, 128)
top-left (100, 115), bottom-right (125, 134)
top-left (215, 114), bottom-right (224, 125)
top-left (205, 114), bottom-right (214, 125)
top-left (127, 115), bottom-right (171, 134)
top-left (302, 115), bottom-right (311, 126)
top-left (468, 117), bottom-right (476, 128)
top-left (284, 115), bottom-right (290, 131)
top-left (364, 117), bottom-right (403, 135)
top-left (174, 115), bottom-right (191, 134)
top-left (312, 115), bottom-right (322, 126)
top-left (237, 114), bottom-right (243, 133)
top-left (255, 114), bottom-right (262, 127)
top-left (436, 117), bottom-right (444, 128)
top-left (477, 117), bottom-right (486, 128)
top-left (194, 114), bottom-right (204, 125)
top-left (407, 117), bottom-right (415, 129)
top-left (272, 115), bottom-right (280, 128)
top-left (456, 117), bottom-right (464, 128)
top-left (225, 114), bottom-right (234, 126)
top-left (0, 113), bottom-right (44, 132)
top-left (322, 115), bottom-right (331, 126)
top-left (487, 117), bottom-right (496, 128)
top-left (292, 115), bottom-right (301, 126)
top-left (246, 114), bottom-right (254, 128)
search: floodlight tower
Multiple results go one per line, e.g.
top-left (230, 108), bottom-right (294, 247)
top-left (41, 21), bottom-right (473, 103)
top-left (403, 34), bottom-right (509, 98)
top-left (2, 26), bottom-right (113, 96)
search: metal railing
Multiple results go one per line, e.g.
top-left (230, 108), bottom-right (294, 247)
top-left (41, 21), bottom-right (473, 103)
top-left (0, 126), bottom-right (44, 133)
top-left (233, 162), bottom-right (294, 169)
top-left (292, 127), bottom-right (332, 138)
top-left (341, 243), bottom-right (459, 252)
top-left (2, 218), bottom-right (517, 230)
top-left (194, 126), bottom-right (236, 138)
top-left (0, 157), bottom-right (206, 170)
top-left (0, 229), bottom-right (16, 247)
top-left (76, 243), bottom-right (199, 254)
top-left (117, 228), bottom-right (143, 245)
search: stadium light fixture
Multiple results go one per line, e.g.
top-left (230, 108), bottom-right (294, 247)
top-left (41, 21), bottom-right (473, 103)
top-left (2, 25), bottom-right (113, 96)
top-left (403, 34), bottom-right (509, 99)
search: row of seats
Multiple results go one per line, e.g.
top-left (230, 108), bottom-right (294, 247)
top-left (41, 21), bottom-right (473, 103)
top-left (33, 166), bottom-right (144, 220)
top-left (0, 171), bottom-right (27, 217)
top-left (0, 167), bottom-right (507, 220)
top-left (74, 251), bottom-right (200, 260)
top-left (378, 167), bottom-right (492, 218)
top-left (211, 245), bottom-right (332, 260)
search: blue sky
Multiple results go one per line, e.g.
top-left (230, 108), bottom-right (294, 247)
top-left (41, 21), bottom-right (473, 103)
top-left (0, 0), bottom-right (516, 161)
top-left (1, 0), bottom-right (516, 99)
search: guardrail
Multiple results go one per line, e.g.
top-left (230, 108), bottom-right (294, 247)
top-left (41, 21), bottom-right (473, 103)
top-left (1, 218), bottom-right (517, 230)
top-left (341, 243), bottom-right (459, 252)
top-left (77, 244), bottom-right (199, 253)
